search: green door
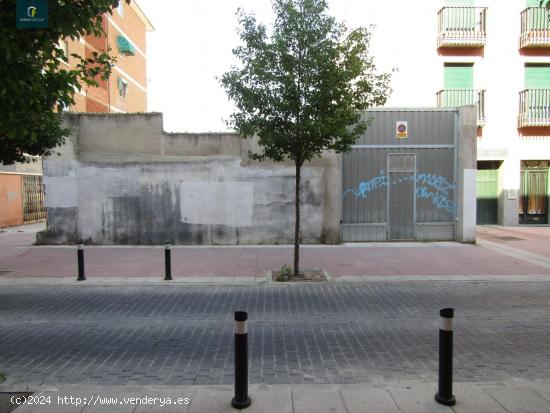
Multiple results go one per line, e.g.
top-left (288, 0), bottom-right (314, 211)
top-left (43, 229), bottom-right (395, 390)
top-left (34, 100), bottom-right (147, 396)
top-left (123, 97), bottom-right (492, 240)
top-left (477, 169), bottom-right (498, 225)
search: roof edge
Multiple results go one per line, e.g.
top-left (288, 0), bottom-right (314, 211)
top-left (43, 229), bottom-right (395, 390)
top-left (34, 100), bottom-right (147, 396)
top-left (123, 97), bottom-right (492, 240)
top-left (130, 0), bottom-right (154, 32)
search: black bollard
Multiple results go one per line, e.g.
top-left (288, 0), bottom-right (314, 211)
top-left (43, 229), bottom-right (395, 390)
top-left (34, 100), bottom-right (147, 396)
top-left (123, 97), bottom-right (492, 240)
top-left (435, 308), bottom-right (455, 406)
top-left (232, 311), bottom-right (251, 409)
top-left (77, 243), bottom-right (86, 281)
top-left (164, 242), bottom-right (172, 281)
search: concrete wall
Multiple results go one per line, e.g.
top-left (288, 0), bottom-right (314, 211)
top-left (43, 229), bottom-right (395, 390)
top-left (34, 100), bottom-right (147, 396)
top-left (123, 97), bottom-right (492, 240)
top-left (455, 105), bottom-right (477, 243)
top-left (37, 113), bottom-right (341, 245)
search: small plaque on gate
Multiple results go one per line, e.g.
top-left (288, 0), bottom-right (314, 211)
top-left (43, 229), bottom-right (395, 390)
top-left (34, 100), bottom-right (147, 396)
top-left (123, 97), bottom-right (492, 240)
top-left (396, 121), bottom-right (408, 139)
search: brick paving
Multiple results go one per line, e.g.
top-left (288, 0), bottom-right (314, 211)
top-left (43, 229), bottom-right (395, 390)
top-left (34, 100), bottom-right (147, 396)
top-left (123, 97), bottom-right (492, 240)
top-left (477, 226), bottom-right (550, 259)
top-left (2, 232), bottom-right (550, 278)
top-left (1, 281), bottom-right (550, 387)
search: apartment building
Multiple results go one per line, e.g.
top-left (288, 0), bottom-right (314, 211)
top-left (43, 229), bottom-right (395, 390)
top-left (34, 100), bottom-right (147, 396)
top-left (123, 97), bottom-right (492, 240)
top-left (0, 1), bottom-right (153, 228)
top-left (435, 0), bottom-right (550, 226)
top-left (60, 0), bottom-right (153, 113)
top-left (353, 0), bottom-right (550, 227)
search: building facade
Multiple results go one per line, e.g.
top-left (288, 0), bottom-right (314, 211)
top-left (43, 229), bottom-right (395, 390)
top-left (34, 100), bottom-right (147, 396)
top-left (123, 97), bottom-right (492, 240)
top-left (436, 0), bottom-right (550, 226)
top-left (0, 1), bottom-right (153, 228)
top-left (61, 0), bottom-right (153, 113)
top-left (349, 0), bottom-right (550, 226)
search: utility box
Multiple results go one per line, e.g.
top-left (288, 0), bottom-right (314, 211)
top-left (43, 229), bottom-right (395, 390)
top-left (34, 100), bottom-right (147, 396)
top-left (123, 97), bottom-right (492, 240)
top-left (341, 107), bottom-right (477, 242)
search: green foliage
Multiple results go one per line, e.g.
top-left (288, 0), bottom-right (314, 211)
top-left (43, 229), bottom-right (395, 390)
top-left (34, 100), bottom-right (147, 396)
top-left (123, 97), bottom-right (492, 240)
top-left (0, 0), bottom-right (127, 165)
top-left (221, 0), bottom-right (391, 166)
top-left (0, 371), bottom-right (5, 382)
top-left (275, 264), bottom-right (292, 281)
top-left (221, 0), bottom-right (391, 275)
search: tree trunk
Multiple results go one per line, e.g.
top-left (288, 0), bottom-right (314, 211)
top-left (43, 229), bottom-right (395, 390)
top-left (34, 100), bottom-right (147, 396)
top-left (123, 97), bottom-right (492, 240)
top-left (294, 161), bottom-right (301, 277)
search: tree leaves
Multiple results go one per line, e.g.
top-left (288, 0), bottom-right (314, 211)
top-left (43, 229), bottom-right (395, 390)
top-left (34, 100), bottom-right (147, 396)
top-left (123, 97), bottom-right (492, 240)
top-left (0, 0), bottom-right (123, 165)
top-left (220, 0), bottom-right (392, 166)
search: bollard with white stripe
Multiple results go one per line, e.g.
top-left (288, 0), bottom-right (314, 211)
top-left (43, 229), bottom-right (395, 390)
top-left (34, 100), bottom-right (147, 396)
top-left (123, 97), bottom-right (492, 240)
top-left (435, 308), bottom-right (456, 406)
top-left (164, 242), bottom-right (173, 281)
top-left (77, 243), bottom-right (86, 281)
top-left (232, 311), bottom-right (251, 409)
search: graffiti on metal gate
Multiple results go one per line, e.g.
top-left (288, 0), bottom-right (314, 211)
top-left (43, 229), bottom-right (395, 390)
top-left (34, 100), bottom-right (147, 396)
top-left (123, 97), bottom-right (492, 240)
top-left (342, 170), bottom-right (455, 213)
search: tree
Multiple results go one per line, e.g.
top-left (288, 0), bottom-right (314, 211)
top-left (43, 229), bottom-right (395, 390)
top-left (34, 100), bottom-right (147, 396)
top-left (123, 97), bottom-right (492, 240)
top-left (221, 0), bottom-right (391, 277)
top-left (0, 0), bottom-right (128, 165)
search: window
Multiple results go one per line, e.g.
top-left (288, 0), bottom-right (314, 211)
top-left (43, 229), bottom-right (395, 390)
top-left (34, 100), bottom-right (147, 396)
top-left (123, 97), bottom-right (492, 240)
top-left (117, 1), bottom-right (123, 17)
top-left (118, 77), bottom-right (128, 99)
top-left (117, 35), bottom-right (136, 56)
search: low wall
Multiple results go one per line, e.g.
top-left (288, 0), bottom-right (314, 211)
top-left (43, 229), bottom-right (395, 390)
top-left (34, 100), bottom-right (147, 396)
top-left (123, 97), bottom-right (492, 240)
top-left (37, 113), bottom-right (341, 245)
top-left (0, 173), bottom-right (24, 227)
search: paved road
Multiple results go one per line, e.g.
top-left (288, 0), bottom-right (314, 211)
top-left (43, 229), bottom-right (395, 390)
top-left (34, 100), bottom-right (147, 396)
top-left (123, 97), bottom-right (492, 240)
top-left (1, 281), bottom-right (550, 387)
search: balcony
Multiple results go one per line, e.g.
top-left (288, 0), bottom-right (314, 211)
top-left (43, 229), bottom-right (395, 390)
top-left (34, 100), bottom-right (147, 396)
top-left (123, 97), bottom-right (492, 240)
top-left (520, 7), bottom-right (550, 48)
top-left (436, 89), bottom-right (486, 126)
top-left (519, 89), bottom-right (550, 127)
top-left (437, 7), bottom-right (487, 48)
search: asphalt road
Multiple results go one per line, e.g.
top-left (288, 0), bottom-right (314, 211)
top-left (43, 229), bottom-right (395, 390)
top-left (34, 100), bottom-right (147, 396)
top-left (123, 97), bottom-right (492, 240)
top-left (1, 281), bottom-right (549, 387)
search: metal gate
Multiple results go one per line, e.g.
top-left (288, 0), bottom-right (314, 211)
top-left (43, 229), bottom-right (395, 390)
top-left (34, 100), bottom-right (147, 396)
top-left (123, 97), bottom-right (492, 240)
top-left (22, 175), bottom-right (46, 222)
top-left (388, 154), bottom-right (416, 240)
top-left (341, 109), bottom-right (459, 242)
top-left (520, 168), bottom-right (548, 224)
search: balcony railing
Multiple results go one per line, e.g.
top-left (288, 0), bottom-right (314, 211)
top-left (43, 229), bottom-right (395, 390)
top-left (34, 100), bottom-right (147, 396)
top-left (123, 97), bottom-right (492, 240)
top-left (520, 7), bottom-right (550, 48)
top-left (519, 89), bottom-right (550, 127)
top-left (437, 7), bottom-right (487, 47)
top-left (436, 89), bottom-right (486, 126)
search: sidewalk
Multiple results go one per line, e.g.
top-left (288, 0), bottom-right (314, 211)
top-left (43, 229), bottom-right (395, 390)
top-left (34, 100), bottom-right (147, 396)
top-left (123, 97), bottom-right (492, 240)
top-left (5, 380), bottom-right (550, 412)
top-left (2, 226), bottom-right (550, 280)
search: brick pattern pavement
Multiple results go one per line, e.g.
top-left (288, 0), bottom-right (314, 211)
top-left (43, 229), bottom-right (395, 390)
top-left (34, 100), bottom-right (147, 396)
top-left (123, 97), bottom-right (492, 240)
top-left (2, 232), bottom-right (550, 278)
top-left (1, 282), bottom-right (550, 387)
top-left (477, 226), bottom-right (550, 259)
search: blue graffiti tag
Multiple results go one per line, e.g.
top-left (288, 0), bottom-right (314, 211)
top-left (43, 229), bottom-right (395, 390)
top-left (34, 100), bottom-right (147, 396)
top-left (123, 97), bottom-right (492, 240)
top-left (343, 172), bottom-right (456, 213)
top-left (341, 170), bottom-right (389, 199)
top-left (416, 187), bottom-right (454, 213)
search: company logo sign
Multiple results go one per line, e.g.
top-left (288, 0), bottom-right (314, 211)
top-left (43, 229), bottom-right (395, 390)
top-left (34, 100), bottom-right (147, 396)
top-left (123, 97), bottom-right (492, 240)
top-left (17, 0), bottom-right (48, 29)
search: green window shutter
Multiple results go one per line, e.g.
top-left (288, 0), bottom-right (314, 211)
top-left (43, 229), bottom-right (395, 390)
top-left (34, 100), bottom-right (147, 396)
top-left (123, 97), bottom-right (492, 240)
top-left (444, 0), bottom-right (475, 30)
top-left (525, 64), bottom-right (550, 88)
top-left (524, 2), bottom-right (549, 31)
top-left (117, 35), bottom-right (136, 56)
top-left (444, 64), bottom-right (474, 107)
top-left (444, 64), bottom-right (474, 89)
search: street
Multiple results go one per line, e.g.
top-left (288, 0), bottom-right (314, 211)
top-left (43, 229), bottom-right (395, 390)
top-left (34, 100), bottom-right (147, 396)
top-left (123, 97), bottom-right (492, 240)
top-left (1, 280), bottom-right (549, 387)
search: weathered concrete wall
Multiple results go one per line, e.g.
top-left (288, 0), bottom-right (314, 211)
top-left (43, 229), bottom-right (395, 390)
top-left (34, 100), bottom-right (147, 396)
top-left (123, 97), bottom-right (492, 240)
top-left (37, 113), bottom-right (341, 245)
top-left (455, 105), bottom-right (477, 243)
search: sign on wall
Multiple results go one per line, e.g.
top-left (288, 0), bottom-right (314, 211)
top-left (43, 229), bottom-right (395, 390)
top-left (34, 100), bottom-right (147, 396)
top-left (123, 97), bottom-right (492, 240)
top-left (396, 121), bottom-right (408, 139)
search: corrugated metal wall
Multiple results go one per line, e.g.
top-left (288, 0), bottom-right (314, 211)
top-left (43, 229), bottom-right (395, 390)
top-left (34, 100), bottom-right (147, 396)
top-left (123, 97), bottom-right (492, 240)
top-left (342, 109), bottom-right (457, 241)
